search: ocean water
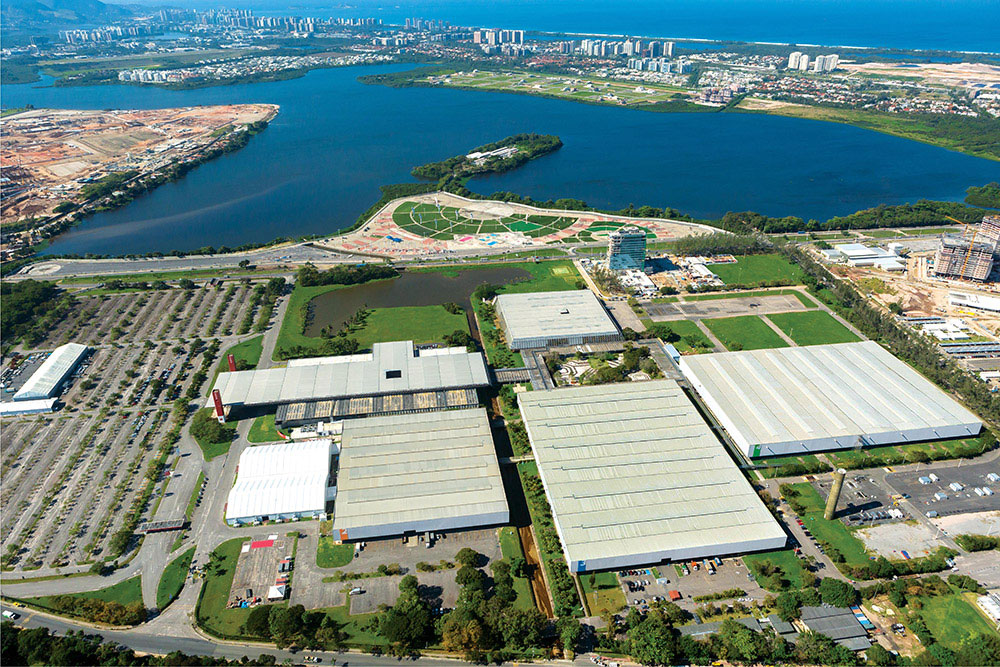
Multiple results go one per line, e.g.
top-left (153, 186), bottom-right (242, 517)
top-left (4, 64), bottom-right (998, 256)
top-left (116, 0), bottom-right (1000, 52)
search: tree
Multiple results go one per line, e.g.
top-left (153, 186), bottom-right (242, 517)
top-left (866, 642), bottom-right (897, 666)
top-left (627, 614), bottom-right (682, 666)
top-left (378, 588), bottom-right (432, 648)
top-left (441, 616), bottom-right (487, 658)
top-left (795, 630), bottom-right (857, 666)
top-left (556, 616), bottom-right (582, 656)
top-left (178, 278), bottom-right (195, 290)
top-left (399, 574), bottom-right (419, 596)
top-left (955, 633), bottom-right (1000, 666)
top-left (714, 619), bottom-right (769, 664)
top-left (268, 604), bottom-right (304, 646)
top-left (455, 565), bottom-right (486, 591)
top-left (819, 577), bottom-right (859, 607)
top-left (455, 548), bottom-right (480, 568)
top-left (496, 607), bottom-right (546, 650)
top-left (775, 591), bottom-right (803, 621)
top-left (244, 605), bottom-right (273, 638)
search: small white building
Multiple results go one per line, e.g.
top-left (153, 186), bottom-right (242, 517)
top-left (831, 243), bottom-right (905, 270)
top-left (14, 343), bottom-right (89, 401)
top-left (950, 291), bottom-right (1000, 313)
top-left (225, 439), bottom-right (336, 526)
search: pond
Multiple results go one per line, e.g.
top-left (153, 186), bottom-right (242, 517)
top-left (304, 266), bottom-right (531, 336)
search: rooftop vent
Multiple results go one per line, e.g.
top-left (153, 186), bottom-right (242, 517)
top-left (385, 370), bottom-right (402, 379)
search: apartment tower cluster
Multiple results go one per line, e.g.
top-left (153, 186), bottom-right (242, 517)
top-left (934, 216), bottom-right (1000, 283)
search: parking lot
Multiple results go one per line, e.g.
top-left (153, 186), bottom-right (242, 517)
top-left (643, 293), bottom-right (807, 321)
top-left (0, 353), bottom-right (51, 399)
top-left (0, 278), bottom-right (279, 573)
top-left (611, 557), bottom-right (768, 614)
top-left (813, 474), bottom-right (909, 527)
top-left (229, 537), bottom-right (293, 608)
top-left (292, 528), bottom-right (503, 613)
top-left (886, 461), bottom-right (1000, 517)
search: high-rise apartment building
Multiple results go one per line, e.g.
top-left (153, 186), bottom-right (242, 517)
top-left (607, 226), bottom-right (647, 270)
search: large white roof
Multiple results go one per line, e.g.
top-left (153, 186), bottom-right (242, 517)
top-left (14, 343), bottom-right (88, 401)
top-left (518, 381), bottom-right (785, 571)
top-left (226, 439), bottom-right (333, 521)
top-left (209, 340), bottom-right (489, 408)
top-left (495, 290), bottom-right (620, 342)
top-left (680, 341), bottom-right (982, 456)
top-left (332, 409), bottom-right (509, 539)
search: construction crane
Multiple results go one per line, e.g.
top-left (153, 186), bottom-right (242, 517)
top-left (952, 214), bottom-right (982, 279)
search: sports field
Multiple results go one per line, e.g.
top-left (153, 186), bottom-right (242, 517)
top-left (703, 315), bottom-right (790, 351)
top-left (710, 254), bottom-right (806, 286)
top-left (766, 311), bottom-right (861, 346)
top-left (392, 200), bottom-right (578, 240)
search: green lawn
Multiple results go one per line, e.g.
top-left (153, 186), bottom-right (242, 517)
top-left (212, 335), bottom-right (263, 389)
top-left (498, 526), bottom-right (537, 612)
top-left (703, 315), bottom-right (790, 350)
top-left (156, 547), bottom-right (195, 609)
top-left (317, 537), bottom-right (355, 568)
top-left (248, 414), bottom-right (282, 443)
top-left (185, 472), bottom-right (205, 520)
top-left (742, 550), bottom-right (806, 590)
top-left (765, 311), bottom-right (861, 346)
top-left (192, 408), bottom-right (236, 461)
top-left (58, 267), bottom-right (272, 285)
top-left (196, 538), bottom-right (256, 638)
top-left (785, 483), bottom-right (871, 568)
top-left (273, 282), bottom-right (361, 360)
top-left (350, 305), bottom-right (468, 349)
top-left (30, 575), bottom-right (143, 609)
top-left (756, 453), bottom-right (830, 479)
top-left (709, 254), bottom-right (805, 286)
top-left (683, 288), bottom-right (818, 308)
top-left (916, 591), bottom-right (1000, 648)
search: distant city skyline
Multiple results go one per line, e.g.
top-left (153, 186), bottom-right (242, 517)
top-left (97, 0), bottom-right (1000, 53)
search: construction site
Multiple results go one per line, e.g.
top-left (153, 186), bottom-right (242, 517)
top-left (932, 215), bottom-right (1000, 283)
top-left (0, 105), bottom-right (278, 225)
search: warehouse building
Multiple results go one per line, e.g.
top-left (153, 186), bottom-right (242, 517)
top-left (225, 439), bottom-right (336, 526)
top-left (495, 290), bottom-right (621, 350)
top-left (13, 343), bottom-right (89, 401)
top-left (208, 340), bottom-right (489, 421)
top-left (332, 409), bottom-right (509, 541)
top-left (0, 398), bottom-right (58, 416)
top-left (681, 341), bottom-right (982, 458)
top-left (518, 381), bottom-right (786, 572)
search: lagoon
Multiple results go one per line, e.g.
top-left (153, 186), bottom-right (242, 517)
top-left (3, 64), bottom-right (998, 257)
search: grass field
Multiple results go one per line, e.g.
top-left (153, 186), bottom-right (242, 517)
top-left (709, 254), bottom-right (805, 286)
top-left (785, 483), bottom-right (871, 569)
top-left (350, 305), bottom-right (468, 349)
top-left (863, 227), bottom-right (960, 238)
top-left (213, 335), bottom-right (263, 388)
top-left (247, 414), bottom-right (281, 443)
top-left (196, 538), bottom-right (256, 637)
top-left (703, 315), bottom-right (790, 350)
top-left (316, 537), bottom-right (355, 568)
top-left (683, 288), bottom-right (818, 308)
top-left (498, 526), bottom-right (537, 612)
top-left (418, 259), bottom-right (582, 294)
top-left (742, 549), bottom-right (807, 590)
top-left (157, 547), bottom-right (195, 609)
top-left (192, 408), bottom-right (236, 461)
top-left (30, 575), bottom-right (143, 610)
top-left (915, 590), bottom-right (999, 648)
top-left (766, 311), bottom-right (861, 346)
top-left (426, 69), bottom-right (691, 110)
